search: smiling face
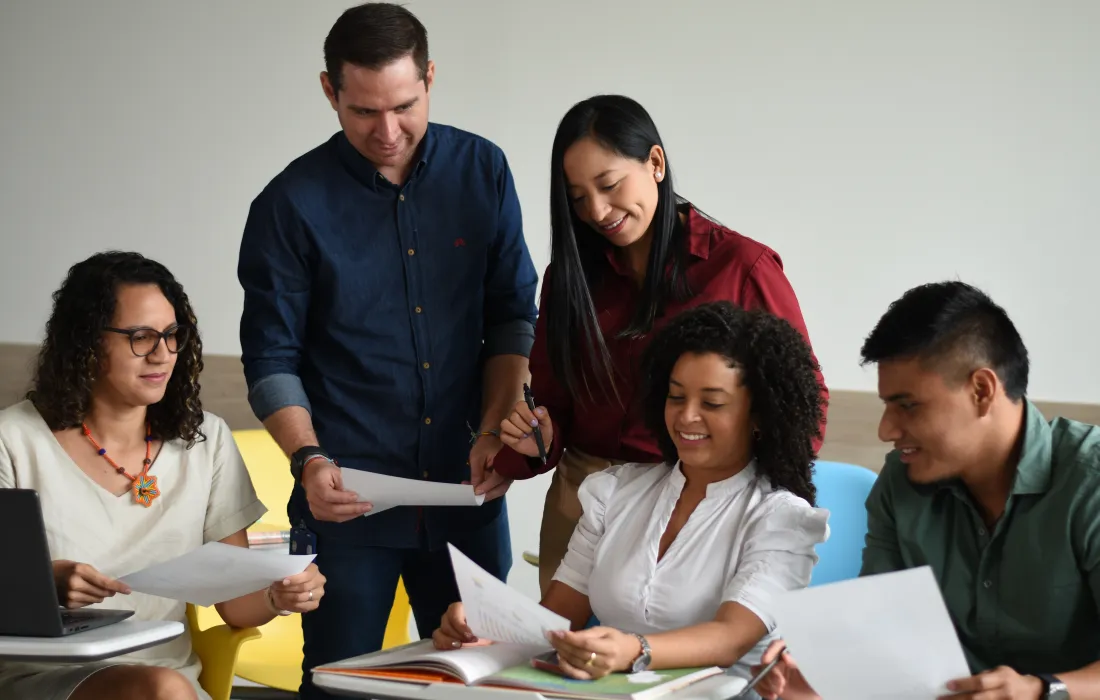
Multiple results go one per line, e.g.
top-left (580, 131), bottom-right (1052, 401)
top-left (322, 55), bottom-right (434, 181)
top-left (664, 352), bottom-right (755, 475)
top-left (876, 357), bottom-right (991, 484)
top-left (95, 284), bottom-right (181, 409)
top-left (562, 136), bottom-right (664, 252)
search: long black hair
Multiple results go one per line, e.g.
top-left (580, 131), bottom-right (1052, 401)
top-left (545, 95), bottom-right (692, 405)
top-left (640, 302), bottom-right (824, 505)
top-left (28, 251), bottom-right (206, 444)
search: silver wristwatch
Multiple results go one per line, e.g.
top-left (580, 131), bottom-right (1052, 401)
top-left (629, 633), bottom-right (652, 673)
top-left (1038, 674), bottom-right (1069, 700)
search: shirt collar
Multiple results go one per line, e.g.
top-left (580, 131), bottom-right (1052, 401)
top-left (335, 125), bottom-right (434, 191)
top-left (935, 399), bottom-right (1053, 498)
top-left (668, 459), bottom-right (759, 498)
top-left (601, 202), bottom-right (712, 277)
top-left (1009, 400), bottom-right (1053, 496)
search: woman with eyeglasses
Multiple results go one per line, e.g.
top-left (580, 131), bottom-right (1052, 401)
top-left (0, 251), bottom-right (326, 700)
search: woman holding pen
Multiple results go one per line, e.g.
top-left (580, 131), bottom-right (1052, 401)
top-left (489, 95), bottom-right (829, 594)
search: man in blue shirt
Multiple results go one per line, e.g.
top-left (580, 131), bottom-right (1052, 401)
top-left (236, 3), bottom-right (539, 697)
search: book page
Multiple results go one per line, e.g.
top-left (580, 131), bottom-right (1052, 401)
top-left (482, 664), bottom-right (724, 699)
top-left (449, 544), bottom-right (570, 646)
top-left (316, 639), bottom-right (546, 684)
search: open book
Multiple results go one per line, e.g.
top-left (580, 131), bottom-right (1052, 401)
top-left (313, 640), bottom-right (723, 700)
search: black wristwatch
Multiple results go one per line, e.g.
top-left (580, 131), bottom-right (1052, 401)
top-left (1037, 673), bottom-right (1069, 700)
top-left (290, 446), bottom-right (331, 483)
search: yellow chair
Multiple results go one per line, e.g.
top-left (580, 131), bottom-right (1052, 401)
top-left (187, 604), bottom-right (261, 700)
top-left (188, 579), bottom-right (413, 696)
top-left (183, 429), bottom-right (415, 694)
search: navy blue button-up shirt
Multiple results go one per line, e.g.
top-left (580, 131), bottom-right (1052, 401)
top-left (237, 125), bottom-right (539, 549)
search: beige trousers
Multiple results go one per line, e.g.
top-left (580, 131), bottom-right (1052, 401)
top-left (537, 447), bottom-right (627, 596)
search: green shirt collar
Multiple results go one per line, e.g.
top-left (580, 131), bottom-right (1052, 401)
top-left (1011, 399), bottom-right (1053, 496)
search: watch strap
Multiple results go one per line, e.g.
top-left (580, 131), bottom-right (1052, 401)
top-left (291, 446), bottom-right (330, 483)
top-left (630, 633), bottom-right (652, 673)
top-left (1036, 673), bottom-right (1068, 700)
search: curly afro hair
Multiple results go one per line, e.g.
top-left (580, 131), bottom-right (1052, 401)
top-left (639, 301), bottom-right (825, 505)
top-left (28, 251), bottom-right (206, 445)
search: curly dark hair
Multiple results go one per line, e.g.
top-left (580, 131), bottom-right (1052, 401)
top-left (640, 301), bottom-right (825, 505)
top-left (27, 251), bottom-right (206, 444)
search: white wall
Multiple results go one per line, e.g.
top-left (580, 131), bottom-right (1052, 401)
top-left (2, 0), bottom-right (1098, 599)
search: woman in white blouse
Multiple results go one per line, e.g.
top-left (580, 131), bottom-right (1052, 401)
top-left (0, 252), bottom-right (326, 700)
top-left (434, 301), bottom-right (830, 682)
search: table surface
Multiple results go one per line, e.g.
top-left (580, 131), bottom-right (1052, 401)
top-left (314, 668), bottom-right (750, 700)
top-left (0, 620), bottom-right (184, 663)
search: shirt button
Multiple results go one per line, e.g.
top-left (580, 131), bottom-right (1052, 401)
top-left (422, 470), bottom-right (429, 478)
top-left (399, 194), bottom-right (405, 201)
top-left (414, 306), bottom-right (422, 314)
top-left (983, 580), bottom-right (993, 589)
top-left (978, 527), bottom-right (986, 536)
top-left (424, 417), bottom-right (432, 425)
top-left (407, 248), bottom-right (415, 256)
top-left (422, 362), bottom-right (430, 369)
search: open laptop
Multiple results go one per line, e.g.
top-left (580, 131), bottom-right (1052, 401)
top-left (0, 489), bottom-right (134, 637)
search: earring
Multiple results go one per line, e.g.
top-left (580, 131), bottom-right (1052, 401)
top-left (655, 171), bottom-right (663, 181)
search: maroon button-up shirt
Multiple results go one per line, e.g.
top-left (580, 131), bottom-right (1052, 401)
top-left (493, 205), bottom-right (828, 479)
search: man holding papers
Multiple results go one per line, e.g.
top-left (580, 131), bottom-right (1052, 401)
top-left (236, 3), bottom-right (538, 698)
top-left (752, 281), bottom-right (1100, 700)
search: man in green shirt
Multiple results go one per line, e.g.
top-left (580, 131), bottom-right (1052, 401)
top-left (752, 281), bottom-right (1100, 700)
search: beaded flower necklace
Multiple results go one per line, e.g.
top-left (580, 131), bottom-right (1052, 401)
top-left (81, 422), bottom-right (160, 507)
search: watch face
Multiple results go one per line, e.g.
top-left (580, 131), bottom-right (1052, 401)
top-left (1050, 681), bottom-right (1070, 700)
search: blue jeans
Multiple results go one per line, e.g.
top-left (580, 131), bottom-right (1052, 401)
top-left (298, 511), bottom-right (512, 699)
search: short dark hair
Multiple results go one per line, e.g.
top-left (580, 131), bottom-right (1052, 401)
top-left (324, 2), bottom-right (429, 94)
top-left (28, 251), bottom-right (206, 444)
top-left (860, 281), bottom-right (1029, 400)
top-left (640, 301), bottom-right (825, 505)
top-left (546, 95), bottom-right (691, 405)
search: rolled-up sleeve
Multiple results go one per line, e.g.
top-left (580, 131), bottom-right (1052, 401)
top-left (203, 414), bottom-right (268, 543)
top-left (491, 267), bottom-right (573, 481)
top-left (0, 437), bottom-right (13, 489)
top-left (723, 497), bottom-right (830, 632)
top-left (482, 148), bottom-right (538, 358)
top-left (237, 184), bottom-right (314, 421)
top-left (552, 467), bottom-right (622, 595)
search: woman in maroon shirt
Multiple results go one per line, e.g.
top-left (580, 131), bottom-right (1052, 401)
top-left (490, 94), bottom-right (829, 593)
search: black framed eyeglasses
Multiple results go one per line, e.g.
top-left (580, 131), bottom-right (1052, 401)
top-left (104, 324), bottom-right (189, 357)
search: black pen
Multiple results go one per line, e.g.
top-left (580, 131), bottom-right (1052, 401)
top-left (522, 383), bottom-right (548, 464)
top-left (733, 645), bottom-right (787, 698)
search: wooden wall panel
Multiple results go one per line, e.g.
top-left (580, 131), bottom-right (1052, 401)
top-left (3, 343), bottom-right (1098, 472)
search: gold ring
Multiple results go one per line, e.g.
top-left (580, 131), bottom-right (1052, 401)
top-left (308, 589), bottom-right (314, 602)
top-left (585, 651), bottom-right (596, 666)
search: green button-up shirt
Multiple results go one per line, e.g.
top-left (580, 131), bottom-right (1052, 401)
top-left (861, 401), bottom-right (1100, 674)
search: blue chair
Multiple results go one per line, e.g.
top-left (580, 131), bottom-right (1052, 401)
top-left (809, 460), bottom-right (878, 586)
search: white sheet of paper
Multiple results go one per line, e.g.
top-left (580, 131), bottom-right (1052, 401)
top-left (118, 541), bottom-right (316, 606)
top-left (770, 566), bottom-right (971, 700)
top-left (340, 467), bottom-right (485, 516)
top-left (448, 543), bottom-right (568, 647)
